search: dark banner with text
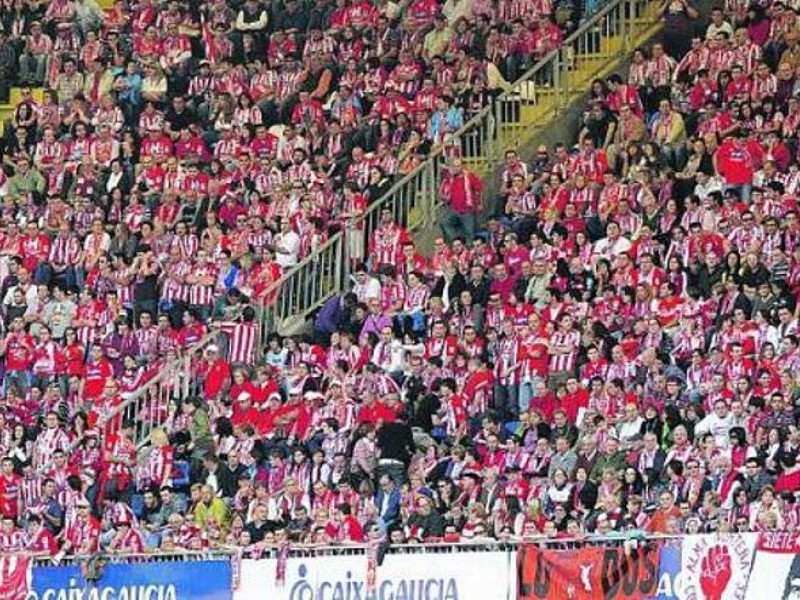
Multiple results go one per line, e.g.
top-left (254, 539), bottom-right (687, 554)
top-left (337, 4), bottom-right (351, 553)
top-left (518, 542), bottom-right (662, 600)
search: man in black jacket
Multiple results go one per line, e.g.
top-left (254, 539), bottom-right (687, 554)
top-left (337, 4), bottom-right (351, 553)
top-left (377, 421), bottom-right (415, 486)
top-left (201, 454), bottom-right (238, 499)
top-left (0, 32), bottom-right (15, 104)
top-left (465, 264), bottom-right (490, 308)
top-left (430, 262), bottom-right (466, 308)
top-left (406, 495), bottom-right (445, 540)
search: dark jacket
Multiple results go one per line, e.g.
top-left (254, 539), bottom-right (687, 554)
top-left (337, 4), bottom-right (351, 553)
top-left (465, 277), bottom-right (491, 307)
top-left (431, 272), bottom-right (467, 305)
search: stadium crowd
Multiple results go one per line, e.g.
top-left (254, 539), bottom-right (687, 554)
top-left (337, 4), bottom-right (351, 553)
top-left (4, 0), bottom-right (800, 560)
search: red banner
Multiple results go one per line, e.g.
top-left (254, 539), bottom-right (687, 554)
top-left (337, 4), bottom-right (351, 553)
top-left (0, 556), bottom-right (30, 600)
top-left (756, 531), bottom-right (800, 553)
top-left (518, 542), bottom-right (661, 600)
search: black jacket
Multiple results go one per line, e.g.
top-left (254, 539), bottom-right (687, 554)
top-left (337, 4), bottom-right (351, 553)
top-left (202, 464), bottom-right (238, 499)
top-left (431, 272), bottom-right (467, 305)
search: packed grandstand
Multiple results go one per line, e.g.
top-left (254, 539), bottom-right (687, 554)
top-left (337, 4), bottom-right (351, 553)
top-left (0, 0), bottom-right (798, 585)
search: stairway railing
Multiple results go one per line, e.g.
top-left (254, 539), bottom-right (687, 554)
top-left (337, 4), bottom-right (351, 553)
top-left (102, 331), bottom-right (220, 448)
top-left (37, 332), bottom-right (221, 476)
top-left (257, 0), bottom-right (662, 343)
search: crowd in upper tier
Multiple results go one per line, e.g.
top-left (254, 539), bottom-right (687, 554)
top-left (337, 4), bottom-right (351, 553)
top-left (8, 0), bottom-right (800, 557)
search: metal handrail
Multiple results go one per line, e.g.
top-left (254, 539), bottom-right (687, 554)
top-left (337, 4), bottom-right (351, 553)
top-left (235, 533), bottom-right (686, 559)
top-left (1, 533), bottom-right (709, 566)
top-left (35, 331), bottom-right (220, 476)
top-left (27, 549), bottom-right (237, 567)
top-left (30, 0), bottom-right (661, 481)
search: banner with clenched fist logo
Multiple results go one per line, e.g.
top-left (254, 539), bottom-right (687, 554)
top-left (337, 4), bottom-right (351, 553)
top-left (678, 534), bottom-right (757, 600)
top-left (517, 542), bottom-right (661, 600)
top-left (745, 532), bottom-right (800, 600)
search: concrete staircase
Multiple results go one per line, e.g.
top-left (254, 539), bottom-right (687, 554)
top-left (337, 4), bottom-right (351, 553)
top-left (460, 7), bottom-right (659, 181)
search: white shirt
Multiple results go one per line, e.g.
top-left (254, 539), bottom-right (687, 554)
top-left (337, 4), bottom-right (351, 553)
top-left (705, 20), bottom-right (734, 40)
top-left (618, 417), bottom-right (645, 445)
top-left (592, 236), bottom-right (631, 260)
top-left (274, 230), bottom-right (300, 268)
top-left (694, 413), bottom-right (734, 449)
top-left (3, 282), bottom-right (38, 308)
top-left (353, 277), bottom-right (381, 303)
top-left (371, 339), bottom-right (408, 373)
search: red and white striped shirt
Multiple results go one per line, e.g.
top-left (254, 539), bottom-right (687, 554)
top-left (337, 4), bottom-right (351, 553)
top-left (143, 445), bottom-right (173, 488)
top-left (34, 140), bottom-right (64, 168)
top-left (33, 428), bottom-right (69, 469)
top-left (0, 528), bottom-right (24, 552)
top-left (103, 433), bottom-right (136, 478)
top-left (549, 330), bottom-right (580, 372)
top-left (161, 259), bottom-right (189, 303)
top-left (495, 336), bottom-right (520, 385)
top-left (218, 321), bottom-right (257, 365)
top-left (188, 264), bottom-right (216, 306)
top-left (64, 516), bottom-right (100, 554)
top-left (403, 284), bottom-right (430, 312)
top-left (134, 326), bottom-right (159, 358)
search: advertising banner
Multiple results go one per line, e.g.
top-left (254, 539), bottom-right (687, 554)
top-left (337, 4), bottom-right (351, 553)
top-left (236, 550), bottom-right (516, 600)
top-left (651, 540), bottom-right (683, 600)
top-left (517, 542), bottom-right (662, 600)
top-left (28, 559), bottom-right (233, 600)
top-left (678, 533), bottom-right (757, 600)
top-left (745, 532), bottom-right (800, 600)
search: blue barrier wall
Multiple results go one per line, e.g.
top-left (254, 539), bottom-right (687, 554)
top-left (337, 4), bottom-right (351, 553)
top-left (29, 559), bottom-right (233, 600)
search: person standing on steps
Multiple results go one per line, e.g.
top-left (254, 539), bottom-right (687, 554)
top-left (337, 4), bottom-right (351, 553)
top-left (441, 158), bottom-right (483, 244)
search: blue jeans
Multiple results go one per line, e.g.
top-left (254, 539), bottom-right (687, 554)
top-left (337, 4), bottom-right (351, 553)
top-left (727, 183), bottom-right (752, 203)
top-left (518, 376), bottom-right (543, 414)
top-left (441, 210), bottom-right (477, 244)
top-left (3, 370), bottom-right (29, 394)
top-left (493, 382), bottom-right (519, 423)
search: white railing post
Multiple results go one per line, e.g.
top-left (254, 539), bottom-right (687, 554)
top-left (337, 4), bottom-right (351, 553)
top-left (181, 347), bottom-right (192, 400)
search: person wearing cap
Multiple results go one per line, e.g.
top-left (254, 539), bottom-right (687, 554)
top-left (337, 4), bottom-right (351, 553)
top-left (60, 497), bottom-right (101, 556)
top-left (140, 121), bottom-right (174, 164)
top-left (456, 470), bottom-right (483, 506)
top-left (107, 511), bottom-right (146, 553)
